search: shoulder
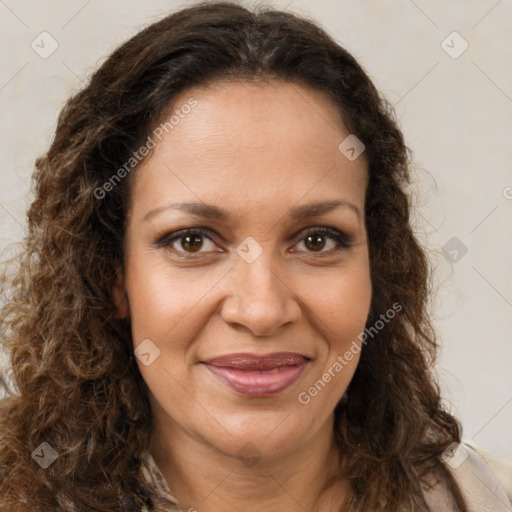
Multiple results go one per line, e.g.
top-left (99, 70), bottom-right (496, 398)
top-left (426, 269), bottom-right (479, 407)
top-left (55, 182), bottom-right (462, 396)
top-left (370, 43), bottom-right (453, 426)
top-left (468, 442), bottom-right (512, 502)
top-left (423, 442), bottom-right (512, 512)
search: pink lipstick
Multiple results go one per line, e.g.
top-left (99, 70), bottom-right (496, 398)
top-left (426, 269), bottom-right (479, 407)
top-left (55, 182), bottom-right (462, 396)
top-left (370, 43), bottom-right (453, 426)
top-left (201, 352), bottom-right (310, 397)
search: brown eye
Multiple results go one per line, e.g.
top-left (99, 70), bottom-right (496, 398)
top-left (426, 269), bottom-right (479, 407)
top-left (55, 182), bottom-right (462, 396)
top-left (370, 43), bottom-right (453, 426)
top-left (156, 228), bottom-right (219, 256)
top-left (304, 234), bottom-right (327, 252)
top-left (180, 234), bottom-right (204, 253)
top-left (294, 227), bottom-right (353, 254)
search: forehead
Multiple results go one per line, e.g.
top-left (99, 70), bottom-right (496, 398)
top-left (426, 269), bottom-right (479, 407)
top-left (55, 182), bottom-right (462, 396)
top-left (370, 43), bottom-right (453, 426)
top-left (162, 79), bottom-right (354, 158)
top-left (129, 79), bottom-right (368, 222)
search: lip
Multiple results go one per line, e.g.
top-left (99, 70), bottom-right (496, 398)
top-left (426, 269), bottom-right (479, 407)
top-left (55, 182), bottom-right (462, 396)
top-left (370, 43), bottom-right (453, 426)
top-left (201, 352), bottom-right (310, 397)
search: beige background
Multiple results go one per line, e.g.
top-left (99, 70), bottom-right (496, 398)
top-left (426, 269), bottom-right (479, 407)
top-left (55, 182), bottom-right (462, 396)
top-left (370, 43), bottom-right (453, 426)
top-left (1, 0), bottom-right (511, 460)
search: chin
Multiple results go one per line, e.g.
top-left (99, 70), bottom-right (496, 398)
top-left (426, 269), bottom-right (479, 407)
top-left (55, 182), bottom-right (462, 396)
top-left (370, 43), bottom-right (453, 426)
top-left (195, 408), bottom-right (319, 464)
top-left (213, 430), bottom-right (301, 464)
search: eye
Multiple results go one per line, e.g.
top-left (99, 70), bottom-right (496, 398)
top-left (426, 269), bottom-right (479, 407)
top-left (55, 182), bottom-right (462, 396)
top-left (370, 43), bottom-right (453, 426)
top-left (156, 228), bottom-right (218, 256)
top-left (155, 226), bottom-right (353, 258)
top-left (292, 227), bottom-right (353, 255)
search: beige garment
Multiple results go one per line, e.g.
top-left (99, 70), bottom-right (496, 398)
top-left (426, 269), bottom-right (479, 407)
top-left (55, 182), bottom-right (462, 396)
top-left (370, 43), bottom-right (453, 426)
top-left (466, 443), bottom-right (512, 503)
top-left (422, 443), bottom-right (512, 512)
top-left (140, 443), bottom-right (512, 511)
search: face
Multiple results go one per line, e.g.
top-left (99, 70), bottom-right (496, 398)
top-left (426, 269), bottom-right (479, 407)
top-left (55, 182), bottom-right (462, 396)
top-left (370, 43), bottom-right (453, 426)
top-left (115, 79), bottom-right (372, 461)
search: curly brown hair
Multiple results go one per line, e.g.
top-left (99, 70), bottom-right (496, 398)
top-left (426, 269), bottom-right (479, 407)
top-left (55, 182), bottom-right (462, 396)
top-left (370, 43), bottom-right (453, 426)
top-left (0, 2), bottom-right (466, 511)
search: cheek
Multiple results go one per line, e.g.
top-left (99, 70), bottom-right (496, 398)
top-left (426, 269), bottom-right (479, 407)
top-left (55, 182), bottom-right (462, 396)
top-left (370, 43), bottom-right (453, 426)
top-left (124, 254), bottom-right (230, 398)
top-left (308, 265), bottom-right (371, 374)
top-left (303, 262), bottom-right (372, 341)
top-left (125, 256), bottom-right (221, 344)
top-left (290, 275), bottom-right (371, 433)
top-left (328, 280), bottom-right (372, 347)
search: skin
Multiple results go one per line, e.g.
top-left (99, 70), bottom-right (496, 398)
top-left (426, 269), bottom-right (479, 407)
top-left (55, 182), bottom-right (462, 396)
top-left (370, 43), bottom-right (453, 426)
top-left (113, 79), bottom-right (372, 512)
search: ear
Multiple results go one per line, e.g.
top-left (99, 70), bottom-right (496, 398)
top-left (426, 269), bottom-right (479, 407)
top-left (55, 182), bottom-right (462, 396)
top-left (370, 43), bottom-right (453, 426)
top-left (112, 269), bottom-right (129, 319)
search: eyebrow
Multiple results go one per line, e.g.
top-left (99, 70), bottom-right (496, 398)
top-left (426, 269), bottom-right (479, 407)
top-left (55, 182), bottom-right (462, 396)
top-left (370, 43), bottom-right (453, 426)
top-left (142, 199), bottom-right (361, 223)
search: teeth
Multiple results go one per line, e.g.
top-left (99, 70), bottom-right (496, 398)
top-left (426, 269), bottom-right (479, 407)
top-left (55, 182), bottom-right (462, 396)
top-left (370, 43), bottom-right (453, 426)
top-left (259, 367), bottom-right (280, 373)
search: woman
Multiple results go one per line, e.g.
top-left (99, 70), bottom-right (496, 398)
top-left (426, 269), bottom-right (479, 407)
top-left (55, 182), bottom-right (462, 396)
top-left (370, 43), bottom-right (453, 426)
top-left (0, 2), bottom-right (510, 511)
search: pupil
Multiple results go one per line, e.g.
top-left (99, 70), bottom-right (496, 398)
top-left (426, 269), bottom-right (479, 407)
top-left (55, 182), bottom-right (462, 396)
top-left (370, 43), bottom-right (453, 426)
top-left (182, 235), bottom-right (203, 252)
top-left (305, 234), bottom-right (325, 251)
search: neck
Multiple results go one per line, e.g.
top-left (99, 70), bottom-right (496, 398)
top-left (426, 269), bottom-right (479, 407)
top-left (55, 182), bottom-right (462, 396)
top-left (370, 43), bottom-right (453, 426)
top-left (148, 414), bottom-right (350, 512)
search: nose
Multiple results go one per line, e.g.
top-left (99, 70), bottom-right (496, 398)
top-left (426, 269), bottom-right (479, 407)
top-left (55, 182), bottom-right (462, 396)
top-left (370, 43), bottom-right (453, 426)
top-left (220, 253), bottom-right (301, 337)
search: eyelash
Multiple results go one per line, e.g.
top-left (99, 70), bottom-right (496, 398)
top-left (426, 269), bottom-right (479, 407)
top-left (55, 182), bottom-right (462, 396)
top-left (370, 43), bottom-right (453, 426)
top-left (154, 226), bottom-right (354, 258)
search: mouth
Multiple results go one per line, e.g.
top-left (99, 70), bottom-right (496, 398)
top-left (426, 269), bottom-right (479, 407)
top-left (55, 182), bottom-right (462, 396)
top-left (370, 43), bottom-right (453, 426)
top-left (201, 352), bottom-right (311, 397)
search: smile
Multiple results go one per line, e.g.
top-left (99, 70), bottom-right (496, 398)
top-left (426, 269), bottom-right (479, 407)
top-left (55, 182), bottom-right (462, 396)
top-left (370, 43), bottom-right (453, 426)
top-left (201, 352), bottom-right (310, 397)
